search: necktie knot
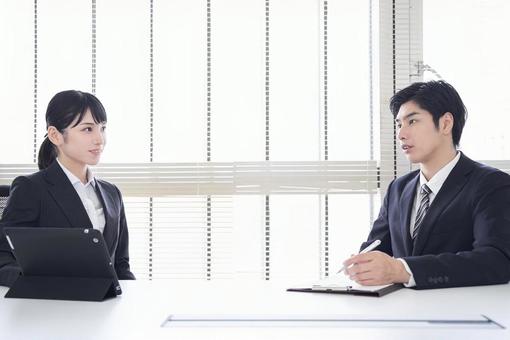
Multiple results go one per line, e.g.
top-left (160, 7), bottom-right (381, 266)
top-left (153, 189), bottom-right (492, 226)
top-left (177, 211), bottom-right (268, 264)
top-left (421, 184), bottom-right (432, 196)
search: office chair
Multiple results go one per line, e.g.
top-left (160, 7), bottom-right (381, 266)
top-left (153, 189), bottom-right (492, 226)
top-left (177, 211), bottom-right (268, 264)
top-left (0, 185), bottom-right (10, 217)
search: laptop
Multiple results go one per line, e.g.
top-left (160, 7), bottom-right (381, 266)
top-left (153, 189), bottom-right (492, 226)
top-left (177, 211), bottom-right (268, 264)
top-left (3, 227), bottom-right (122, 301)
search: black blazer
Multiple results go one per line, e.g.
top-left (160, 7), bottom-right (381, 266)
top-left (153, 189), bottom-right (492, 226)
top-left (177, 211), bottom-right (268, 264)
top-left (362, 153), bottom-right (510, 289)
top-left (0, 161), bottom-right (135, 287)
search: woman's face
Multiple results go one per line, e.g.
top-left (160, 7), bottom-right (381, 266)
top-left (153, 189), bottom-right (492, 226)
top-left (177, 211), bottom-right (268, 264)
top-left (53, 109), bottom-right (107, 169)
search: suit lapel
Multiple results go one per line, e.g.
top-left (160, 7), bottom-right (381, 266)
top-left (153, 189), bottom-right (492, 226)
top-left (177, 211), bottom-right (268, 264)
top-left (412, 154), bottom-right (474, 255)
top-left (43, 161), bottom-right (92, 228)
top-left (94, 180), bottom-right (117, 254)
top-left (399, 173), bottom-right (419, 256)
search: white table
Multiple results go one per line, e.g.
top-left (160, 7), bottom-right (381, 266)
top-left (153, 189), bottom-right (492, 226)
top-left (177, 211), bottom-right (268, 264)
top-left (1, 280), bottom-right (509, 340)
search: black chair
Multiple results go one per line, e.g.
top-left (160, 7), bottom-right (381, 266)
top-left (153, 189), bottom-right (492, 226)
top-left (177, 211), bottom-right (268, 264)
top-left (0, 185), bottom-right (10, 217)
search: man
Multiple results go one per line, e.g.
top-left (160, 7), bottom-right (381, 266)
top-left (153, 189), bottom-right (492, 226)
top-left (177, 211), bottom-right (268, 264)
top-left (343, 80), bottom-right (510, 289)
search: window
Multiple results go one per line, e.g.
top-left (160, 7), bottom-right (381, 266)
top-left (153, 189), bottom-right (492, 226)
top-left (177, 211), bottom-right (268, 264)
top-left (1, 0), bottom-right (400, 282)
top-left (423, 0), bottom-right (510, 161)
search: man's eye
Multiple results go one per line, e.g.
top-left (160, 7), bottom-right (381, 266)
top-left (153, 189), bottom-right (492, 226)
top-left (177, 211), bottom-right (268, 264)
top-left (396, 123), bottom-right (402, 128)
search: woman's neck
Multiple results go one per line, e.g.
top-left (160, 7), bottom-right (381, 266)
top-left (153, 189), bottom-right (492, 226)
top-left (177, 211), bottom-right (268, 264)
top-left (57, 157), bottom-right (88, 184)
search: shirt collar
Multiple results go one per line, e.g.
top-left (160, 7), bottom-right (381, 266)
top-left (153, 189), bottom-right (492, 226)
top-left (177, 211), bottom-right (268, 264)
top-left (56, 158), bottom-right (95, 188)
top-left (419, 151), bottom-right (461, 195)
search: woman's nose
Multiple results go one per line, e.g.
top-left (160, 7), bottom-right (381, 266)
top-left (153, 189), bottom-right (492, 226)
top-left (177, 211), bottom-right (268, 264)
top-left (93, 130), bottom-right (104, 145)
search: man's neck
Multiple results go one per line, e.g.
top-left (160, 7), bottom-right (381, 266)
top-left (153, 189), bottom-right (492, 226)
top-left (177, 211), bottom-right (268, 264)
top-left (420, 147), bottom-right (458, 181)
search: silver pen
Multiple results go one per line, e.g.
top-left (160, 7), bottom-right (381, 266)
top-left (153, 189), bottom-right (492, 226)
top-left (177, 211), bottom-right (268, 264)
top-left (337, 239), bottom-right (381, 274)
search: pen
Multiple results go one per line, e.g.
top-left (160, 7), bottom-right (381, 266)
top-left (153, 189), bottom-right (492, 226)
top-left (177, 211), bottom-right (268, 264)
top-left (336, 239), bottom-right (381, 274)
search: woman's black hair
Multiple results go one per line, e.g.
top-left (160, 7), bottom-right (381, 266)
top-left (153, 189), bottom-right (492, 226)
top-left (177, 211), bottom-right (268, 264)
top-left (38, 90), bottom-right (107, 170)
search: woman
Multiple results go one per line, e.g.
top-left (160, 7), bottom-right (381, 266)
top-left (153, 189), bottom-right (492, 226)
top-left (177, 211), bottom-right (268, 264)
top-left (0, 90), bottom-right (135, 287)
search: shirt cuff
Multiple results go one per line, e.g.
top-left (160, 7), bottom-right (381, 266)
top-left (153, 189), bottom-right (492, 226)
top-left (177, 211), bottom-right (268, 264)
top-left (397, 258), bottom-right (416, 287)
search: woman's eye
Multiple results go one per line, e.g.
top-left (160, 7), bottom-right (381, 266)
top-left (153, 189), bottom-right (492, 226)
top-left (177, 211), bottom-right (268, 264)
top-left (409, 119), bottom-right (416, 125)
top-left (82, 127), bottom-right (93, 132)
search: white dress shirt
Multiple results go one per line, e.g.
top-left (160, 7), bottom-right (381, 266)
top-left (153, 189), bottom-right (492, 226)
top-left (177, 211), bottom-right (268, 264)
top-left (57, 159), bottom-right (106, 234)
top-left (398, 152), bottom-right (461, 287)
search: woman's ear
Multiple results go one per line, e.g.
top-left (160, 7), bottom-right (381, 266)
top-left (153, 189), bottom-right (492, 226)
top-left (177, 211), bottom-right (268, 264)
top-left (47, 126), bottom-right (63, 146)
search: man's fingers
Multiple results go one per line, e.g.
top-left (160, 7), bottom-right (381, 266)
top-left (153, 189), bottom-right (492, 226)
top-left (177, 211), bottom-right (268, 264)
top-left (355, 278), bottom-right (381, 286)
top-left (350, 269), bottom-right (384, 285)
top-left (343, 252), bottom-right (375, 267)
top-left (346, 261), bottom-right (372, 276)
top-left (355, 251), bottom-right (380, 262)
top-left (343, 251), bottom-right (396, 286)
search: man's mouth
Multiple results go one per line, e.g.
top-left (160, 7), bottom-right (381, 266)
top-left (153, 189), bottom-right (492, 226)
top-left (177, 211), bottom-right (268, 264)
top-left (401, 145), bottom-right (413, 151)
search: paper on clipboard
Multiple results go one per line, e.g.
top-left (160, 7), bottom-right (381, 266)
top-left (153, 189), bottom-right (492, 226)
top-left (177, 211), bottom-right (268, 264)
top-left (287, 274), bottom-right (402, 297)
top-left (311, 275), bottom-right (393, 292)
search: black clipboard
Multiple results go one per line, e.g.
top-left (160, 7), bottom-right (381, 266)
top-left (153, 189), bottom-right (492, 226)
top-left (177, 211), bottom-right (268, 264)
top-left (3, 227), bottom-right (122, 302)
top-left (287, 283), bottom-right (403, 297)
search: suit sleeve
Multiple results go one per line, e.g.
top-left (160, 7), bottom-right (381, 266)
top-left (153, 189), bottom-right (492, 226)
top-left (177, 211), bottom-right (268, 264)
top-left (405, 173), bottom-right (510, 289)
top-left (113, 185), bottom-right (136, 280)
top-left (0, 176), bottom-right (40, 287)
top-left (360, 180), bottom-right (395, 256)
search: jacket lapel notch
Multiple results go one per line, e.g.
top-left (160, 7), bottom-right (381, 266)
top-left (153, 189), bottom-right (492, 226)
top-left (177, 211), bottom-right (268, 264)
top-left (43, 162), bottom-right (93, 228)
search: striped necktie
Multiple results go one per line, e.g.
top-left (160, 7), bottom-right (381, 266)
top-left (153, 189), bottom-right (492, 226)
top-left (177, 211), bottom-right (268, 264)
top-left (412, 184), bottom-right (432, 239)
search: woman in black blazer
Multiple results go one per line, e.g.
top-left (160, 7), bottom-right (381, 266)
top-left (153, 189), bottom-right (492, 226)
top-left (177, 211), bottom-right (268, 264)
top-left (0, 90), bottom-right (135, 287)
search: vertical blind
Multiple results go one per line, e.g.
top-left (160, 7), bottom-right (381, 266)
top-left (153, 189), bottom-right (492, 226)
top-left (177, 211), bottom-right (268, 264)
top-left (0, 0), bottom-right (426, 281)
top-left (423, 0), bottom-right (510, 161)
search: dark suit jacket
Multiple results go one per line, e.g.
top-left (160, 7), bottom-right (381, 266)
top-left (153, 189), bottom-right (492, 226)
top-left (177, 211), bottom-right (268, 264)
top-left (362, 153), bottom-right (510, 289)
top-left (0, 161), bottom-right (135, 287)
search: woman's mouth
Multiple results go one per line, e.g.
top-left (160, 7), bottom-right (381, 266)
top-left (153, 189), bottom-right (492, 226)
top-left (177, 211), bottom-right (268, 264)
top-left (89, 149), bottom-right (102, 155)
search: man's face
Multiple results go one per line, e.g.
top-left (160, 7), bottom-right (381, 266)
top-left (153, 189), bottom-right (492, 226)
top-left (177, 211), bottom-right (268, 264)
top-left (395, 100), bottom-right (449, 164)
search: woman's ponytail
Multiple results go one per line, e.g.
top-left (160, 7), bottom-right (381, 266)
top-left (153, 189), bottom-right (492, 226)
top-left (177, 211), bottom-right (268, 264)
top-left (37, 136), bottom-right (57, 170)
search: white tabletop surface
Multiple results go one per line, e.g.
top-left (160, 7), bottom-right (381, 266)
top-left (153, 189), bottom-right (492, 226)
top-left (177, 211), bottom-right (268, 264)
top-left (1, 279), bottom-right (510, 340)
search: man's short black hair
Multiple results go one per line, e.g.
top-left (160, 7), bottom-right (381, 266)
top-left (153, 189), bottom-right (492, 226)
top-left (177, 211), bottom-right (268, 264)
top-left (390, 80), bottom-right (467, 147)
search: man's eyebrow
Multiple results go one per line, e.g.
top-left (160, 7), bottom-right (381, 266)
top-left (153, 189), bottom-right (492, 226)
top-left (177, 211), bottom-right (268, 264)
top-left (395, 112), bottom-right (420, 123)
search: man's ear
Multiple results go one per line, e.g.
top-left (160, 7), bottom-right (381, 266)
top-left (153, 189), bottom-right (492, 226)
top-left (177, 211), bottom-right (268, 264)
top-left (440, 112), bottom-right (454, 135)
top-left (47, 126), bottom-right (63, 146)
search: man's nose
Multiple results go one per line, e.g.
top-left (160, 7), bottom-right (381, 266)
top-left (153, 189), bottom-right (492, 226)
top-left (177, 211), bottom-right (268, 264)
top-left (397, 125), bottom-right (407, 141)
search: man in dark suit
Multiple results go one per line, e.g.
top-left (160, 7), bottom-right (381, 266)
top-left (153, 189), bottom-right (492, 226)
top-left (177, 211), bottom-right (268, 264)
top-left (0, 160), bottom-right (135, 287)
top-left (343, 80), bottom-right (510, 289)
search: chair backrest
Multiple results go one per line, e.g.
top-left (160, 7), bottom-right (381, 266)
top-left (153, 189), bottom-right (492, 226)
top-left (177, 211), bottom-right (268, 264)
top-left (0, 185), bottom-right (10, 217)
